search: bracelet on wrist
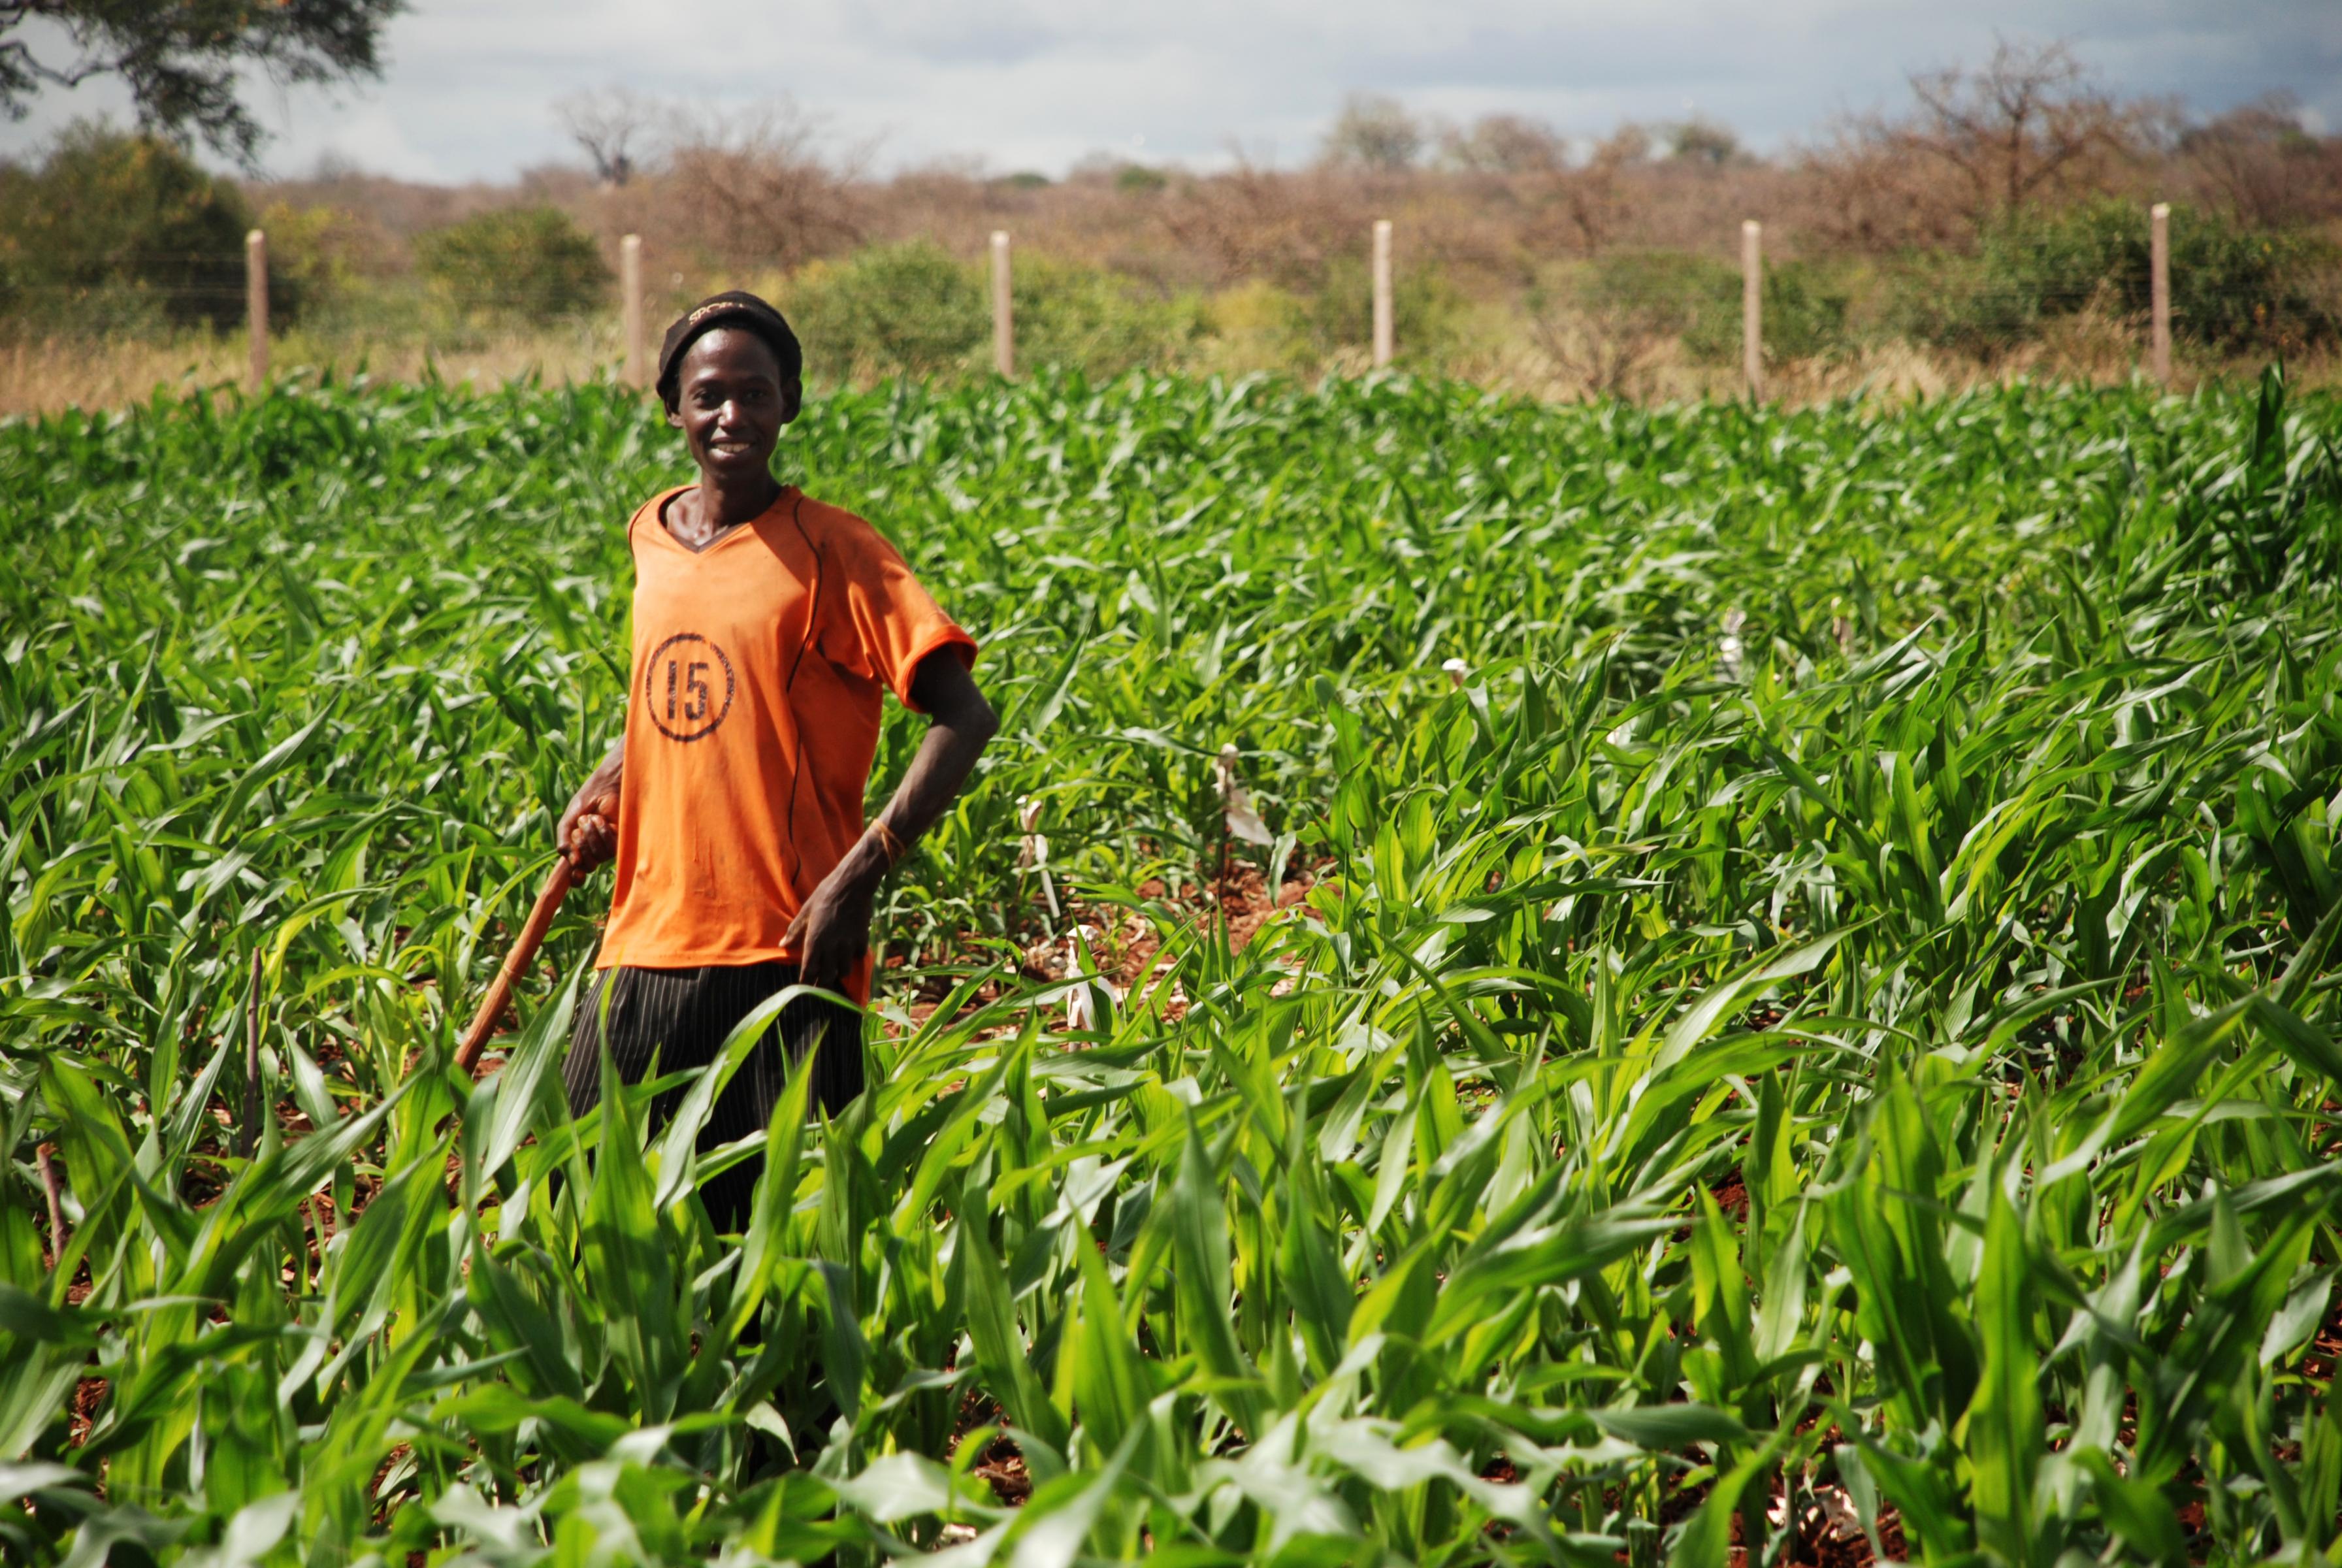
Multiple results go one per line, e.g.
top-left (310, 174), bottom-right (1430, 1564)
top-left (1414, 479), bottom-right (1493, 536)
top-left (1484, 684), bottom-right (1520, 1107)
top-left (868, 819), bottom-right (910, 868)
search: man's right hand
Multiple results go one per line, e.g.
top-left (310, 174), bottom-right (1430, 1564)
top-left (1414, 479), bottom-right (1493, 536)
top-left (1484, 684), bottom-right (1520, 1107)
top-left (557, 745), bottom-right (623, 871)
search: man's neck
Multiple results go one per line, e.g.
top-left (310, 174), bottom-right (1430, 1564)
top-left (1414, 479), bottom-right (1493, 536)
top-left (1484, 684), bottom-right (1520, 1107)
top-left (672, 472), bottom-right (783, 546)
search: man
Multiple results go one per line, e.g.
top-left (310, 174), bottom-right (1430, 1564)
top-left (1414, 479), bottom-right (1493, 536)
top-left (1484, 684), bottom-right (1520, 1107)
top-left (557, 291), bottom-right (996, 1228)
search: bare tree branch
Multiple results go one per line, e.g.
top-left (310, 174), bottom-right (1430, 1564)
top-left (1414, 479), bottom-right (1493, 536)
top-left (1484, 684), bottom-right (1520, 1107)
top-left (555, 85), bottom-right (657, 188)
top-left (0, 1), bottom-right (404, 166)
top-left (1806, 37), bottom-right (2151, 247)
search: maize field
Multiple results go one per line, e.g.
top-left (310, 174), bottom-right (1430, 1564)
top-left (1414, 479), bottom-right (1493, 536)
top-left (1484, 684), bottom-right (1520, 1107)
top-left (4, 367), bottom-right (2342, 1566)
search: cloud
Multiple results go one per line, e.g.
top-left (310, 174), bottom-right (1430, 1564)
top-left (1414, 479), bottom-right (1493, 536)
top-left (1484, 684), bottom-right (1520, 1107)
top-left (0, 0), bottom-right (2333, 182)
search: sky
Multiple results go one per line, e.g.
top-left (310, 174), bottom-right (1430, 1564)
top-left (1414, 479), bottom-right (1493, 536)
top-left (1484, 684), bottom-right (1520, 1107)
top-left (1, 0), bottom-right (2336, 184)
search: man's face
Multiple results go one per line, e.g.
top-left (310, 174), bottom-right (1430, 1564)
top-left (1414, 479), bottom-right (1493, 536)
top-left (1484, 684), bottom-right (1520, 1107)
top-left (667, 327), bottom-right (800, 480)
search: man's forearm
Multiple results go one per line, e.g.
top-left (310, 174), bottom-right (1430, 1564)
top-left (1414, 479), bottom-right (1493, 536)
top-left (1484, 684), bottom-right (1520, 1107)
top-left (836, 653), bottom-right (997, 889)
top-left (781, 655), bottom-right (995, 983)
top-left (839, 702), bottom-right (996, 888)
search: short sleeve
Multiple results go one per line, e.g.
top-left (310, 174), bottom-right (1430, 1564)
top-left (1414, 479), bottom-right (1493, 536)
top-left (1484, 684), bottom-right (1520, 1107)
top-left (817, 512), bottom-right (977, 710)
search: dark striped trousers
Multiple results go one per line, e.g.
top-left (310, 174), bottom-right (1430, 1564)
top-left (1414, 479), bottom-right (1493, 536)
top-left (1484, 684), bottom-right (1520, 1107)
top-left (562, 962), bottom-right (864, 1232)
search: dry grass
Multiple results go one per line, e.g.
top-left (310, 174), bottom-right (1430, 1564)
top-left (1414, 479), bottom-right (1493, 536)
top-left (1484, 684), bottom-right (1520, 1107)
top-left (3, 306), bottom-right (2332, 421)
top-left (0, 323), bottom-right (621, 419)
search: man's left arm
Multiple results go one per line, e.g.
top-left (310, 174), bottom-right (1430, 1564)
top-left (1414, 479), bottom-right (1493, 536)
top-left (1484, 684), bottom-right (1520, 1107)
top-left (787, 649), bottom-right (998, 989)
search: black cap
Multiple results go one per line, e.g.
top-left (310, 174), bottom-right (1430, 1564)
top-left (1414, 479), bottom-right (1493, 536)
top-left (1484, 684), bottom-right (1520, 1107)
top-left (656, 291), bottom-right (803, 407)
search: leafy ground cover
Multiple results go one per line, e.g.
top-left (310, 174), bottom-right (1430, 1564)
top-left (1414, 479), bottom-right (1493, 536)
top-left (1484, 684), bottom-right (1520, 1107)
top-left (3, 367), bottom-right (2341, 1565)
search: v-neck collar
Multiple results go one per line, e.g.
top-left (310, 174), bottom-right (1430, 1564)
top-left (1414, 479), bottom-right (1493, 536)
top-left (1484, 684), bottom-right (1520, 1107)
top-left (654, 485), bottom-right (796, 556)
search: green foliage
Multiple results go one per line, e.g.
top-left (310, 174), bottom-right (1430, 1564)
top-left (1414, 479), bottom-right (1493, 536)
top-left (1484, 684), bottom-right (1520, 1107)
top-left (0, 125), bottom-right (261, 333)
top-left (1, 370), bottom-right (2341, 1564)
top-left (1695, 259), bottom-right (1850, 364)
top-left (785, 239), bottom-right (987, 382)
top-left (1011, 253), bottom-right (1201, 380)
top-left (413, 204), bottom-right (610, 327)
top-left (246, 200), bottom-right (378, 333)
top-left (1902, 197), bottom-right (2341, 356)
top-left (1578, 249), bottom-right (1733, 355)
top-left (787, 242), bottom-right (1199, 383)
top-left (1568, 249), bottom-right (1851, 366)
top-left (1321, 90), bottom-right (1426, 170)
top-left (0, 0), bottom-right (404, 163)
top-left (1304, 251), bottom-right (1465, 364)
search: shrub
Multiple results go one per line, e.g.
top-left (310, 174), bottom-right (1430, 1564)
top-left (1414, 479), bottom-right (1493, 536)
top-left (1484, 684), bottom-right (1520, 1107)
top-left (1523, 253), bottom-right (1716, 397)
top-left (1898, 197), bottom-right (2340, 356)
top-left (252, 200), bottom-right (398, 333)
top-left (785, 240), bottom-right (986, 382)
top-left (1550, 250), bottom-right (1851, 369)
top-left (1200, 280), bottom-right (1316, 372)
top-left (786, 242), bottom-right (1198, 384)
top-left (1012, 254), bottom-right (1201, 379)
top-left (0, 125), bottom-right (259, 334)
top-left (414, 205), bottom-right (609, 326)
top-left (1581, 250), bottom-right (1733, 348)
top-left (1690, 259), bottom-right (1852, 364)
top-left (1301, 252), bottom-right (1465, 366)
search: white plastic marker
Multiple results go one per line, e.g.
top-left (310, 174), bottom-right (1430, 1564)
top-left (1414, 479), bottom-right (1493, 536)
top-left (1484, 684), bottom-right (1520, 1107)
top-left (1216, 745), bottom-right (1274, 848)
top-left (1018, 794), bottom-right (1059, 921)
top-left (1065, 924), bottom-right (1122, 1034)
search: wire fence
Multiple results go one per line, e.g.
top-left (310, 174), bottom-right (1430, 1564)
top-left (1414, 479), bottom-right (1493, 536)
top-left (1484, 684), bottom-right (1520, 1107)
top-left (1, 202), bottom-right (2329, 400)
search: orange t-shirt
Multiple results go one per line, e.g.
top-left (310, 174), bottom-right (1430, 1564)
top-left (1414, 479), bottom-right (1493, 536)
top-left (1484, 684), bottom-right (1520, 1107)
top-left (595, 485), bottom-right (977, 999)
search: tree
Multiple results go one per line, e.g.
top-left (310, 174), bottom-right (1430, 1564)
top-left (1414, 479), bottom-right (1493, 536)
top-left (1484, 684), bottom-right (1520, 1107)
top-left (1893, 38), bottom-right (2145, 227)
top-left (662, 101), bottom-right (868, 273)
top-left (1557, 124), bottom-right (1649, 252)
top-left (414, 205), bottom-right (609, 326)
top-left (0, 125), bottom-right (259, 330)
top-left (785, 241), bottom-right (986, 382)
top-left (1664, 116), bottom-right (1740, 168)
top-left (0, 1), bottom-right (404, 165)
top-left (555, 84), bottom-right (657, 188)
top-left (1321, 92), bottom-right (1423, 172)
top-left (2178, 94), bottom-right (2341, 229)
top-left (1441, 112), bottom-right (1565, 175)
top-left (1159, 151), bottom-right (1363, 288)
top-left (1807, 38), bottom-right (2151, 249)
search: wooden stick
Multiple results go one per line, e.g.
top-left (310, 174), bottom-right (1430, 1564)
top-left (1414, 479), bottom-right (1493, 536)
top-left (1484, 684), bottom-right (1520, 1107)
top-left (621, 234), bottom-right (645, 388)
top-left (1371, 218), bottom-right (1393, 368)
top-left (245, 229), bottom-right (269, 396)
top-left (36, 1144), bottom-right (65, 1264)
top-left (1741, 219), bottom-right (1763, 399)
top-left (2149, 202), bottom-right (2171, 385)
top-left (990, 230), bottom-right (1014, 378)
top-left (456, 856), bottom-right (576, 1075)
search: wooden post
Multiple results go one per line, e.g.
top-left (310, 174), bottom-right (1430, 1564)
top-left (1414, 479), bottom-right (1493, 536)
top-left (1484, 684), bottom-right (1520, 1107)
top-left (621, 234), bottom-right (645, 389)
top-left (2149, 202), bottom-right (2171, 385)
top-left (244, 229), bottom-right (268, 395)
top-left (990, 229), bottom-right (1013, 378)
top-left (1740, 219), bottom-right (1762, 399)
top-left (1371, 218), bottom-right (1394, 368)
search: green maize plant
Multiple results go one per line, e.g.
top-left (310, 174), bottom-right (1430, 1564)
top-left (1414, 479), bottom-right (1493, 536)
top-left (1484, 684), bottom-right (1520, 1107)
top-left (2, 364), bottom-right (2340, 1565)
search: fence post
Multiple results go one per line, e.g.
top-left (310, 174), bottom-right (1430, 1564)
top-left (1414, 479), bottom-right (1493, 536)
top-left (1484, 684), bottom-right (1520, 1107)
top-left (1371, 218), bottom-right (1394, 368)
top-left (2149, 202), bottom-right (2171, 385)
top-left (990, 230), bottom-right (1014, 378)
top-left (621, 234), bottom-right (645, 389)
top-left (1740, 219), bottom-right (1762, 399)
top-left (244, 229), bottom-right (268, 395)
